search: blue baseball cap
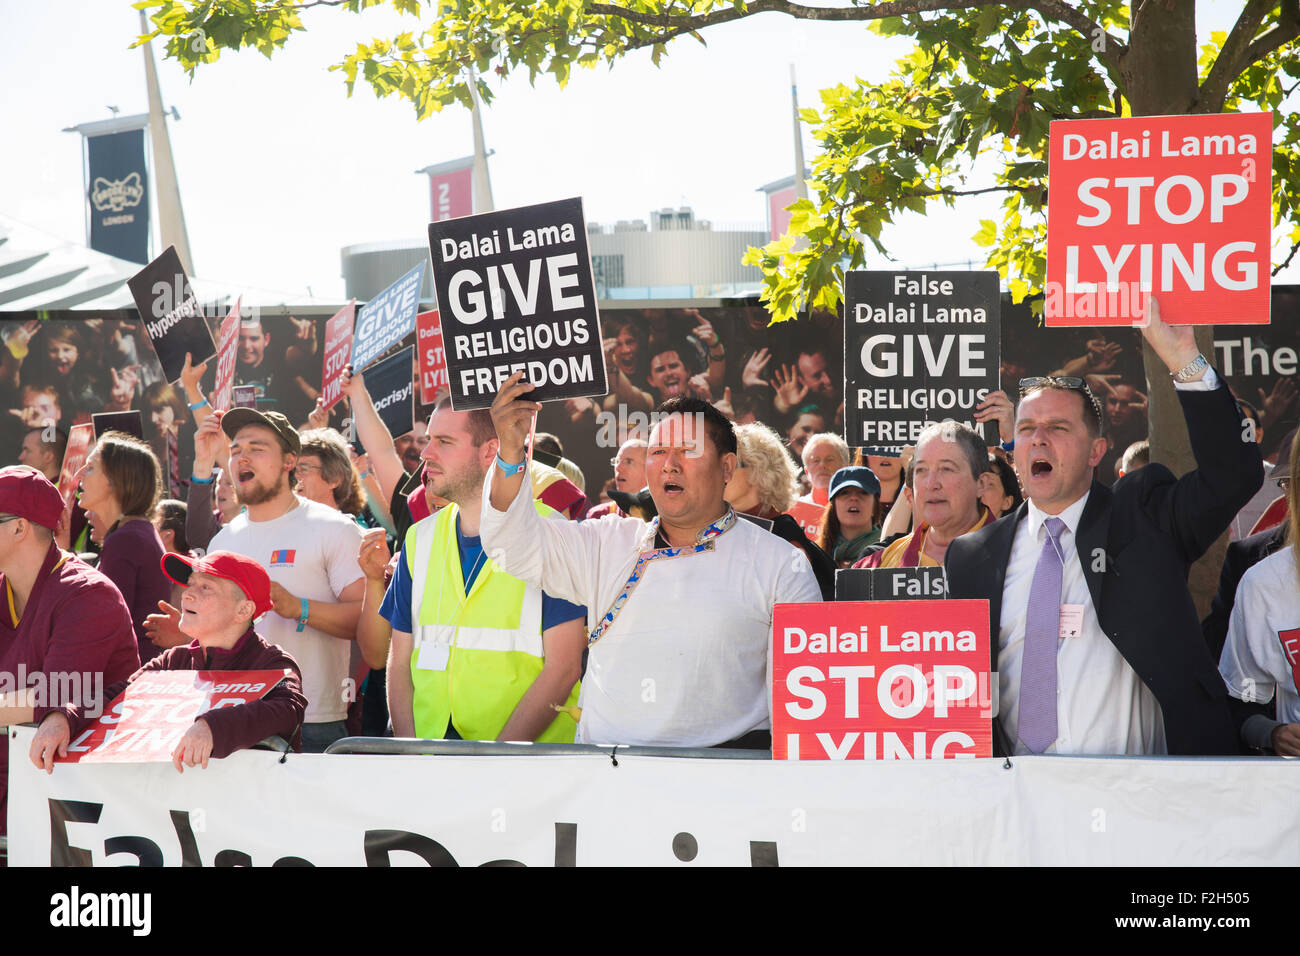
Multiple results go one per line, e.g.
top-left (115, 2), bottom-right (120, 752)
top-left (829, 465), bottom-right (881, 499)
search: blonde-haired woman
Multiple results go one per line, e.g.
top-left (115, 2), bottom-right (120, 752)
top-left (725, 422), bottom-right (834, 599)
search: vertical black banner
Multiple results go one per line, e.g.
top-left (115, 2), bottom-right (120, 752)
top-left (844, 271), bottom-right (1001, 453)
top-left (87, 129), bottom-right (150, 265)
top-left (364, 345), bottom-right (416, 444)
top-left (428, 197), bottom-right (607, 410)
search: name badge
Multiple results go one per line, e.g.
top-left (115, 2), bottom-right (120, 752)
top-left (1060, 604), bottom-right (1084, 640)
top-left (417, 644), bottom-right (450, 671)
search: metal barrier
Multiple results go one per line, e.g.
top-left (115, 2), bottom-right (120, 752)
top-left (324, 736), bottom-right (770, 760)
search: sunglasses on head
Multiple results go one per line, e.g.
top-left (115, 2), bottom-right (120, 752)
top-left (1018, 376), bottom-right (1106, 434)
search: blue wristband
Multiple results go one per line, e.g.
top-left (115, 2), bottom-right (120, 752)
top-left (296, 597), bottom-right (309, 632)
top-left (1000, 440), bottom-right (1015, 452)
top-left (191, 473), bottom-right (215, 485)
top-left (188, 398), bottom-right (210, 411)
top-left (495, 454), bottom-right (527, 477)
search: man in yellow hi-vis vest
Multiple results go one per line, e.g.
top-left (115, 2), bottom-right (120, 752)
top-left (380, 401), bottom-right (586, 742)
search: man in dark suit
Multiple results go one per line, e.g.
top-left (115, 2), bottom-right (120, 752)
top-left (946, 298), bottom-right (1262, 757)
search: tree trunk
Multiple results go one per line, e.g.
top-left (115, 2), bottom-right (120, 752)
top-left (1123, 2), bottom-right (1228, 615)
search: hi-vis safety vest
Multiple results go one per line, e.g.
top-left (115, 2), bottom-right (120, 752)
top-left (407, 502), bottom-right (579, 742)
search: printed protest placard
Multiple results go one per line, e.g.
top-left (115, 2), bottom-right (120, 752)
top-left (126, 246), bottom-right (216, 384)
top-left (428, 197), bottom-right (607, 410)
top-left (417, 310), bottom-right (448, 405)
top-left (320, 300), bottom-right (356, 412)
top-left (772, 599), bottom-right (992, 760)
top-left (213, 297), bottom-right (241, 411)
top-left (351, 263), bottom-right (424, 372)
top-left (834, 566), bottom-right (948, 602)
top-left (365, 345), bottom-right (416, 442)
top-left (1045, 111), bottom-right (1272, 326)
top-left (92, 411), bottom-right (144, 442)
top-left (57, 669), bottom-right (291, 764)
top-left (57, 423), bottom-right (94, 506)
top-left (844, 271), bottom-right (1000, 453)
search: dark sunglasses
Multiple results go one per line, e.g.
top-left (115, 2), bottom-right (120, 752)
top-left (1018, 376), bottom-right (1106, 434)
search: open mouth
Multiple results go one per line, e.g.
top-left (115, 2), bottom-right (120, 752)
top-left (846, 505), bottom-right (861, 515)
top-left (662, 480), bottom-right (684, 495)
top-left (1030, 459), bottom-right (1053, 478)
top-left (238, 469), bottom-right (255, 483)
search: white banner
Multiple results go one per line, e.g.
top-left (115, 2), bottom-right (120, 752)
top-left (9, 727), bottom-right (1300, 866)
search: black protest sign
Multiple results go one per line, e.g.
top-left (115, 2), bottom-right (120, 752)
top-left (92, 411), bottom-right (144, 442)
top-left (428, 197), bottom-right (607, 410)
top-left (126, 246), bottom-right (216, 385)
top-left (365, 345), bottom-right (416, 445)
top-left (834, 566), bottom-right (949, 602)
top-left (844, 271), bottom-right (1000, 454)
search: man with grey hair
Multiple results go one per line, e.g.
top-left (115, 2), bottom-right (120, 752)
top-left (853, 420), bottom-right (994, 569)
top-left (789, 432), bottom-right (850, 541)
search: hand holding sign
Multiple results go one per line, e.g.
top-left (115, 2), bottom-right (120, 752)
top-left (1134, 295), bottom-right (1202, 377)
top-left (491, 371), bottom-right (541, 464)
top-left (29, 712), bottom-right (71, 774)
top-left (172, 719), bottom-right (214, 773)
top-left (193, 412), bottom-right (228, 474)
top-left (179, 351), bottom-right (209, 401)
top-left (973, 389), bottom-right (1015, 443)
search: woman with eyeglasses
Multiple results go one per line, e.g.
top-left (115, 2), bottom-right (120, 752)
top-left (76, 431), bottom-right (171, 662)
top-left (1219, 428), bottom-right (1300, 755)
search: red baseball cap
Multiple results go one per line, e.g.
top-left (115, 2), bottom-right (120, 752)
top-left (161, 550), bottom-right (274, 618)
top-left (0, 466), bottom-right (65, 530)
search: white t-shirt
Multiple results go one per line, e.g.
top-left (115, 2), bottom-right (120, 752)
top-left (480, 470), bottom-right (824, 746)
top-left (211, 496), bottom-right (364, 723)
top-left (1220, 545), bottom-right (1300, 724)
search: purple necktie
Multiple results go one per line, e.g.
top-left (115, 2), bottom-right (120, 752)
top-left (1019, 516), bottom-right (1065, 754)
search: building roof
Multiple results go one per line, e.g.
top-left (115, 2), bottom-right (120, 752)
top-left (0, 214), bottom-right (334, 311)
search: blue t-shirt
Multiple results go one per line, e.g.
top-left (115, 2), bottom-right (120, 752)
top-left (379, 516), bottom-right (585, 634)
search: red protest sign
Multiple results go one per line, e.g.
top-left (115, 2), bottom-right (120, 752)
top-left (1045, 111), bottom-right (1272, 327)
top-left (772, 600), bottom-right (992, 760)
top-left (58, 669), bottom-right (291, 764)
top-left (57, 423), bottom-right (94, 509)
top-left (320, 300), bottom-right (356, 412)
top-left (213, 297), bottom-right (241, 411)
top-left (417, 309), bottom-right (448, 405)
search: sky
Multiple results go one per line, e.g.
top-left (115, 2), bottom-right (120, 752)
top-left (1, 0), bottom-right (1295, 301)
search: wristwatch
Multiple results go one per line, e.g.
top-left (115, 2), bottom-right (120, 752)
top-left (1171, 354), bottom-right (1208, 383)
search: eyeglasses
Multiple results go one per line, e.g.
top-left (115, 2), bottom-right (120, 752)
top-left (1018, 376), bottom-right (1106, 434)
top-left (0, 515), bottom-right (22, 525)
top-left (609, 456), bottom-right (638, 468)
top-left (295, 462), bottom-right (322, 476)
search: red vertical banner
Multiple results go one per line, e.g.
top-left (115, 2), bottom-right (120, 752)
top-left (320, 300), bottom-right (356, 412)
top-left (213, 297), bottom-right (241, 411)
top-left (430, 166), bottom-right (474, 222)
top-left (416, 310), bottom-right (448, 405)
top-left (771, 600), bottom-right (992, 760)
top-left (57, 423), bottom-right (94, 510)
top-left (1045, 111), bottom-right (1272, 326)
top-left (768, 185), bottom-right (797, 242)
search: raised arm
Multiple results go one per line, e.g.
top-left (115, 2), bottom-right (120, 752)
top-left (341, 367), bottom-right (407, 505)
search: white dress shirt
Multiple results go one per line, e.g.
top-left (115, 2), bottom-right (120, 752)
top-left (480, 469), bottom-right (823, 747)
top-left (997, 492), bottom-right (1167, 755)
